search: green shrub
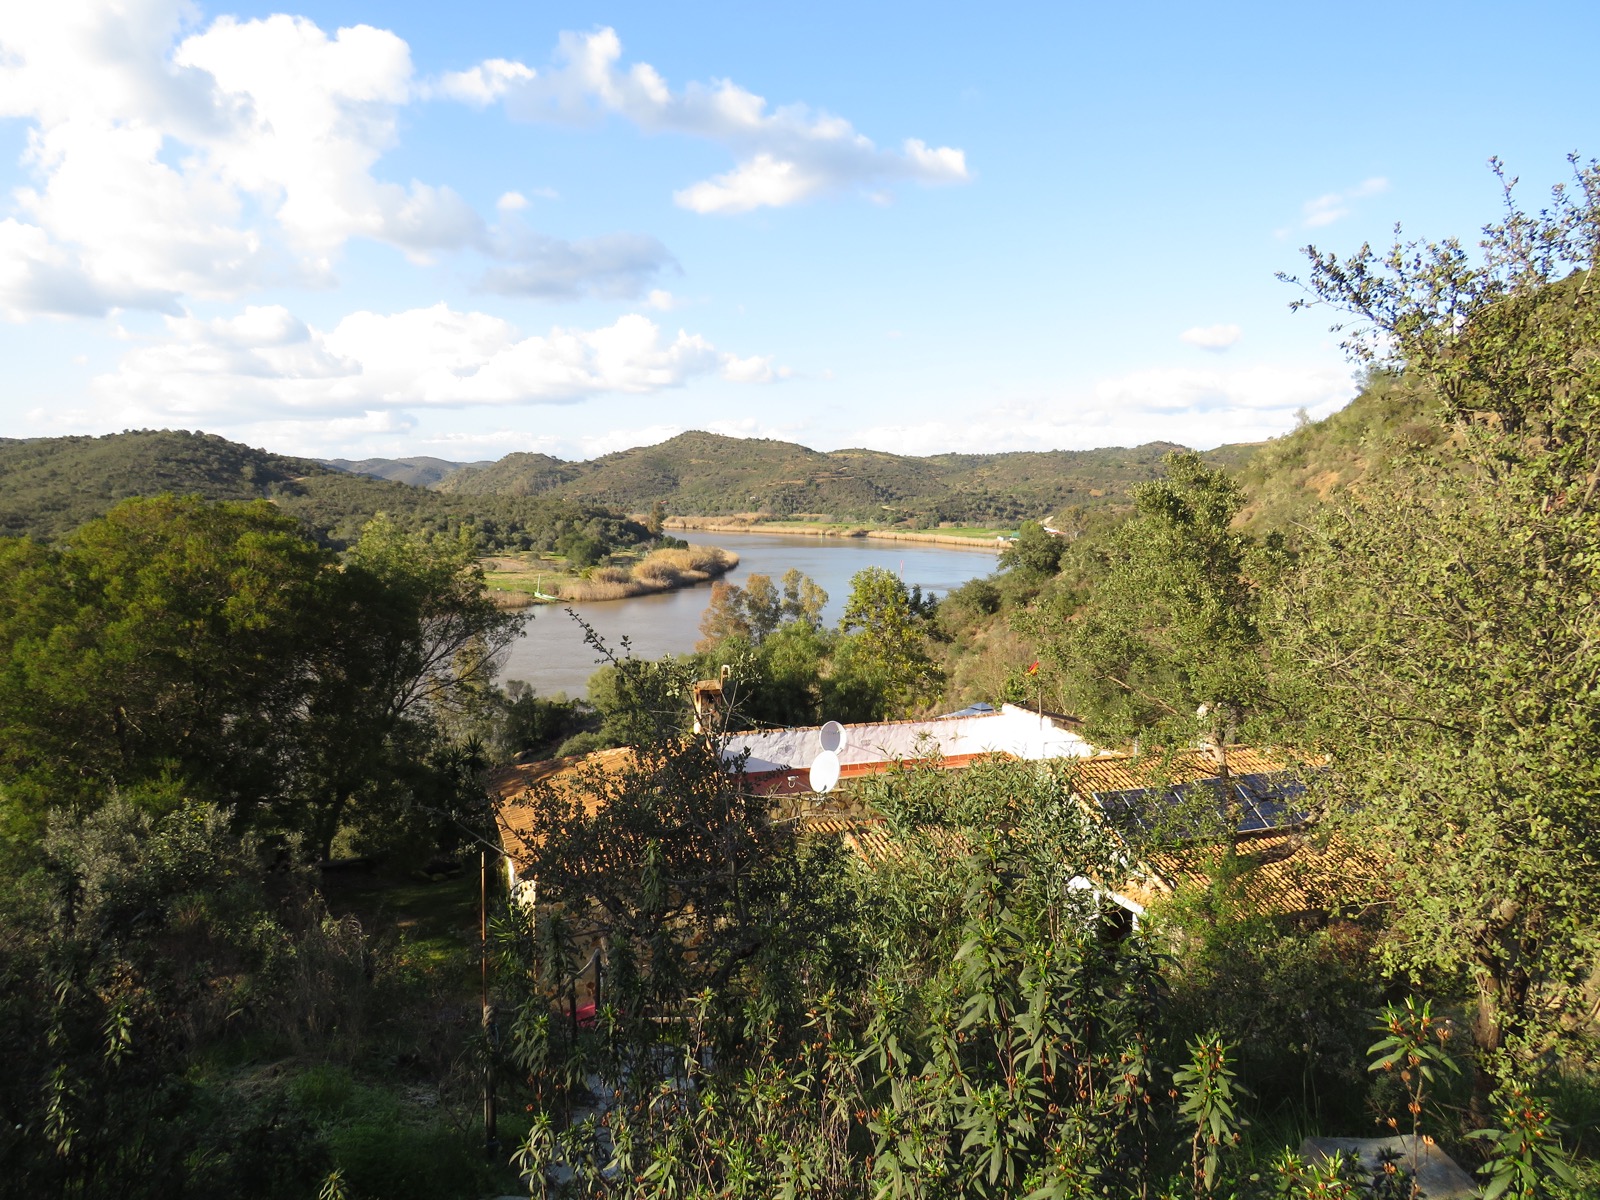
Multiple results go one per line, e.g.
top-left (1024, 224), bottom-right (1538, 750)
top-left (327, 1121), bottom-right (488, 1200)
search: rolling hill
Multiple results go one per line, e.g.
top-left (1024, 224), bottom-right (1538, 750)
top-left (1231, 372), bottom-right (1437, 531)
top-left (323, 455), bottom-right (492, 488)
top-left (0, 382), bottom-right (1432, 550)
top-left (431, 431), bottom-right (1247, 525)
top-left (0, 430), bottom-right (648, 551)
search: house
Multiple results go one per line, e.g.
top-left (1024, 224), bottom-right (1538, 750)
top-left (1063, 747), bottom-right (1383, 924)
top-left (490, 709), bottom-right (1373, 958)
top-left (490, 703), bottom-right (1095, 875)
top-left (784, 745), bottom-right (1380, 930)
top-left (721, 702), bottom-right (1095, 775)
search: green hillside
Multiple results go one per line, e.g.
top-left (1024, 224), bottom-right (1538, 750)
top-left (0, 430), bottom-right (648, 551)
top-left (323, 455), bottom-right (491, 488)
top-left (1231, 372), bottom-right (1439, 531)
top-left (0, 430), bottom-right (323, 539)
top-left (436, 430), bottom-right (1251, 525)
top-left (0, 401), bottom-right (1425, 551)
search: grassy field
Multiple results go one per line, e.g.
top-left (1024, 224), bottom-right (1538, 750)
top-left (480, 550), bottom-right (586, 605)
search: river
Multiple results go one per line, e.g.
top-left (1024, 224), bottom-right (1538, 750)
top-left (497, 531), bottom-right (1002, 698)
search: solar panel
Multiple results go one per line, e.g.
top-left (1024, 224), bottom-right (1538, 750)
top-left (1091, 770), bottom-right (1313, 840)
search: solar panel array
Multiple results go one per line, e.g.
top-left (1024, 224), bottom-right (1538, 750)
top-left (1091, 771), bottom-right (1312, 839)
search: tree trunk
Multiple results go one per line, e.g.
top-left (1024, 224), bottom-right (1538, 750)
top-left (1469, 957), bottom-right (1529, 1129)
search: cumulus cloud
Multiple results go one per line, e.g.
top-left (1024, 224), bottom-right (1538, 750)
top-left (0, 218), bottom-right (181, 318)
top-left (0, 3), bottom-right (451, 302)
top-left (1179, 323), bottom-right (1242, 351)
top-left (720, 353), bottom-right (791, 384)
top-left (460, 27), bottom-right (970, 213)
top-left (1302, 176), bottom-right (1388, 229)
top-left (87, 303), bottom-right (782, 427)
top-left (430, 58), bottom-right (535, 106)
top-left (0, 3), bottom-right (675, 317)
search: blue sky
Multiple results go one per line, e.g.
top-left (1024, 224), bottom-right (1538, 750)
top-left (2, 1), bottom-right (1596, 461)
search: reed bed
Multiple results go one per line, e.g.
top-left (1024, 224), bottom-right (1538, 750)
top-left (555, 546), bottom-right (738, 602)
top-left (487, 590), bottom-right (535, 610)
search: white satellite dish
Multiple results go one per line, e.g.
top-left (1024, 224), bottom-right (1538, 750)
top-left (809, 750), bottom-right (841, 794)
top-left (818, 720), bottom-right (848, 754)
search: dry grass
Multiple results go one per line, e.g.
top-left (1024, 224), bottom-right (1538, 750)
top-left (488, 591), bottom-right (535, 610)
top-left (555, 545), bottom-right (738, 602)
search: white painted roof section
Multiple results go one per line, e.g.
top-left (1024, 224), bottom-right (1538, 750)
top-left (722, 703), bottom-right (1096, 773)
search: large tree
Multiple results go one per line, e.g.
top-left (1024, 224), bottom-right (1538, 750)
top-left (1276, 157), bottom-right (1600, 1116)
top-left (1031, 451), bottom-right (1279, 770)
top-left (839, 566), bottom-right (942, 718)
top-left (0, 498), bottom-right (520, 859)
top-left (0, 496), bottom-right (334, 822)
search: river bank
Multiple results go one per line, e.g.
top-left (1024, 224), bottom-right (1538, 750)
top-left (663, 517), bottom-right (1008, 550)
top-left (483, 545), bottom-right (739, 609)
top-left (500, 530), bottom-right (1000, 697)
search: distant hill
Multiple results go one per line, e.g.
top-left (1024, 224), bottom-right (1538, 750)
top-left (322, 455), bottom-right (490, 488)
top-left (0, 430), bottom-right (324, 540)
top-left (0, 430), bottom-right (648, 551)
top-left (435, 430), bottom-right (1253, 525)
top-left (0, 402), bottom-right (1425, 552)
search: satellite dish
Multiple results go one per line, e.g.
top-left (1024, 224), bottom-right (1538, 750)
top-left (809, 750), bottom-right (841, 794)
top-left (818, 720), bottom-right (848, 754)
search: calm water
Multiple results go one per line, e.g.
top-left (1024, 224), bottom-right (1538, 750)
top-left (498, 531), bottom-right (1001, 698)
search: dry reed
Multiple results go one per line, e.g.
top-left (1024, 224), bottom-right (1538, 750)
top-left (555, 545), bottom-right (738, 602)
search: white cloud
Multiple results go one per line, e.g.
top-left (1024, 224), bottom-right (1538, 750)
top-left (0, 217), bottom-right (181, 318)
top-left (720, 352), bottom-right (791, 384)
top-left (87, 304), bottom-right (777, 427)
top-left (0, 3), bottom-right (453, 304)
top-left (479, 223), bottom-right (677, 299)
top-left (430, 58), bottom-right (535, 106)
top-left (1179, 323), bottom-right (1241, 351)
top-left (676, 154), bottom-right (819, 215)
top-left (0, 4), bottom-right (675, 317)
top-left (468, 27), bottom-right (970, 213)
top-left (845, 363), bottom-right (1355, 455)
top-left (1302, 176), bottom-right (1388, 229)
top-left (644, 289), bottom-right (681, 311)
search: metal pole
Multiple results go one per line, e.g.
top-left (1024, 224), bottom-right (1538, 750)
top-left (481, 848), bottom-right (499, 1159)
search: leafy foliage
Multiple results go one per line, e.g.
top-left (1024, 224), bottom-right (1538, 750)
top-left (0, 496), bottom-right (520, 860)
top-left (1275, 157), bottom-right (1600, 1117)
top-left (1028, 451), bottom-right (1280, 758)
top-left (838, 566), bottom-right (943, 718)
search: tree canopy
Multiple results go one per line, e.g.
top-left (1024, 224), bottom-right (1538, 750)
top-left (0, 495), bottom-right (521, 859)
top-left (1274, 156), bottom-right (1600, 1114)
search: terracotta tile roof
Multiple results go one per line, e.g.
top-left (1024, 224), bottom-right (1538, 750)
top-left (1143, 831), bottom-right (1387, 917)
top-left (1068, 747), bottom-right (1308, 794)
top-left (490, 747), bottom-right (638, 806)
top-left (1067, 747), bottom-right (1333, 839)
top-left (490, 748), bottom-right (639, 864)
top-left (493, 742), bottom-right (1377, 922)
top-left (791, 814), bottom-right (974, 868)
